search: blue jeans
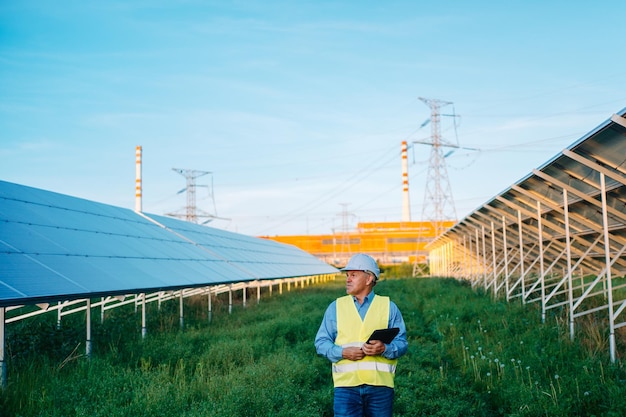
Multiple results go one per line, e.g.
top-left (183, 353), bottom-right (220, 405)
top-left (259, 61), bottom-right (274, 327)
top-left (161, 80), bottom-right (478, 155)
top-left (333, 385), bottom-right (394, 417)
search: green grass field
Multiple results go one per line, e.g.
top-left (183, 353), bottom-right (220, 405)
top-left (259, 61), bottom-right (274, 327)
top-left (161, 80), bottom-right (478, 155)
top-left (2, 276), bottom-right (626, 416)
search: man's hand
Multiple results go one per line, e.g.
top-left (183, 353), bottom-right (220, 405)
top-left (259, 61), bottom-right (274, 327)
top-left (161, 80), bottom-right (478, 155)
top-left (342, 346), bottom-right (365, 361)
top-left (342, 341), bottom-right (386, 360)
top-left (361, 340), bottom-right (385, 356)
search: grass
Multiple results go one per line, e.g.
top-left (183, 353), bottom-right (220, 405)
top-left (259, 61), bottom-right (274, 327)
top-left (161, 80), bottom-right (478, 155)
top-left (2, 275), bottom-right (626, 416)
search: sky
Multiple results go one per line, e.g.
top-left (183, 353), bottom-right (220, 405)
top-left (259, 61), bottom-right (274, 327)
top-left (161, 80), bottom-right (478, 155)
top-left (1, 0), bottom-right (625, 237)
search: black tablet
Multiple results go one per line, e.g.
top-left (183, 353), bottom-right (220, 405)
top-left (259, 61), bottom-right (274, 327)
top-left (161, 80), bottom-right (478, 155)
top-left (366, 327), bottom-right (399, 344)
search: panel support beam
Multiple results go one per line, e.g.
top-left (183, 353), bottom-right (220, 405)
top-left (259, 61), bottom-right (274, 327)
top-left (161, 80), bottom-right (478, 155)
top-left (1, 307), bottom-right (5, 389)
top-left (86, 299), bottom-right (92, 358)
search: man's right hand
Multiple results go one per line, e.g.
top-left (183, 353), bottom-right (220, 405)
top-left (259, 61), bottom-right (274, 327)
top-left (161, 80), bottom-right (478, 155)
top-left (342, 346), bottom-right (365, 361)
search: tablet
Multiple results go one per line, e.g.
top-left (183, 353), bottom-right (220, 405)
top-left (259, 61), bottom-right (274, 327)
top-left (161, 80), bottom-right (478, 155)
top-left (366, 327), bottom-right (399, 344)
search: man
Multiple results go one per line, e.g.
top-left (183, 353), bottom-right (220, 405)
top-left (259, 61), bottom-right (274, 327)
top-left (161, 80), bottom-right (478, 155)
top-left (315, 253), bottom-right (408, 417)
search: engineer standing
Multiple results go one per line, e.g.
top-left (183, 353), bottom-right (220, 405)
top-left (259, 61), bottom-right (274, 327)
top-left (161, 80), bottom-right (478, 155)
top-left (315, 253), bottom-right (408, 417)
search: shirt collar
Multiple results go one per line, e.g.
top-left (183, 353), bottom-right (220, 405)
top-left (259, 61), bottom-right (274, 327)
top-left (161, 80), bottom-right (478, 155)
top-left (352, 291), bottom-right (375, 305)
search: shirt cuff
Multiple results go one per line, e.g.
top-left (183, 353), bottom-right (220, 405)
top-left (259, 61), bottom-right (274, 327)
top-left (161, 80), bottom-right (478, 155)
top-left (329, 345), bottom-right (344, 362)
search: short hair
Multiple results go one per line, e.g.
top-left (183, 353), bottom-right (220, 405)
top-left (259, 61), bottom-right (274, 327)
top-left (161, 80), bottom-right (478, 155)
top-left (365, 270), bottom-right (377, 285)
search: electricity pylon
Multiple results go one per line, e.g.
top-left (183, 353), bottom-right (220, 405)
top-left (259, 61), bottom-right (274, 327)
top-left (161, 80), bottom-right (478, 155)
top-left (338, 203), bottom-right (355, 255)
top-left (166, 168), bottom-right (228, 224)
top-left (412, 97), bottom-right (464, 276)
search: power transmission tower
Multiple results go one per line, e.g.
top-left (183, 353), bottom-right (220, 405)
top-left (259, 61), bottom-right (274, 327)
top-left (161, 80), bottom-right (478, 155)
top-left (166, 168), bottom-right (227, 224)
top-left (417, 97), bottom-right (459, 235)
top-left (337, 203), bottom-right (355, 258)
top-left (412, 97), bottom-right (460, 276)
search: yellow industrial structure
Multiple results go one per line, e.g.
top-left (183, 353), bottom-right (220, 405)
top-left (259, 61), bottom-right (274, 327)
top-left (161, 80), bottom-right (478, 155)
top-left (261, 220), bottom-right (455, 267)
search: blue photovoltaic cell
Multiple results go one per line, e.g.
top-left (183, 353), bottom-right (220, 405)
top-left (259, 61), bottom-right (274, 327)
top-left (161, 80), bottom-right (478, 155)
top-left (147, 213), bottom-right (330, 275)
top-left (0, 181), bottom-right (338, 307)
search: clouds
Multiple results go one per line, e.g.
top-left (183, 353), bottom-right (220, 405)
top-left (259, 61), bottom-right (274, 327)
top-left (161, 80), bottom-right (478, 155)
top-left (1, 1), bottom-right (625, 236)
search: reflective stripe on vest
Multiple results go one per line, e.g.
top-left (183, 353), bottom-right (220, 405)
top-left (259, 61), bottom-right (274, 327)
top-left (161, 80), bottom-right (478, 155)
top-left (332, 362), bottom-right (397, 374)
top-left (341, 342), bottom-right (363, 349)
top-left (332, 294), bottom-right (397, 388)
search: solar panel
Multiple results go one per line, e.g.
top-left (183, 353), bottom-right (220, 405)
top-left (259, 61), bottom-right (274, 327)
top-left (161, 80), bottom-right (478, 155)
top-left (0, 181), bottom-right (338, 307)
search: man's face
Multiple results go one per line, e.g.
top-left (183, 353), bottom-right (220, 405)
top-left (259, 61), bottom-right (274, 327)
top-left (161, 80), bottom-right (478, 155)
top-left (345, 270), bottom-right (373, 296)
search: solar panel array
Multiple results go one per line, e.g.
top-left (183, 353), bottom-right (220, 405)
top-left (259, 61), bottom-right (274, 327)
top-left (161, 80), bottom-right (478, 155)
top-left (0, 181), bottom-right (338, 307)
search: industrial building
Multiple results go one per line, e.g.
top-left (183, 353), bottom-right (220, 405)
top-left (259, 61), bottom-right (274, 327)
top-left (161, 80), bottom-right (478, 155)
top-left (261, 220), bottom-right (455, 267)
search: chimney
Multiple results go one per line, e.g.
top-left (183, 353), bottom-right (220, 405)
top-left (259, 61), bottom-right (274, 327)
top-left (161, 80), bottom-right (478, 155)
top-left (401, 141), bottom-right (411, 222)
top-left (135, 145), bottom-right (142, 212)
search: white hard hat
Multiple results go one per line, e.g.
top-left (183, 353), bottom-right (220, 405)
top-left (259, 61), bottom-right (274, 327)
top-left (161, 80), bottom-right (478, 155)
top-left (340, 253), bottom-right (380, 280)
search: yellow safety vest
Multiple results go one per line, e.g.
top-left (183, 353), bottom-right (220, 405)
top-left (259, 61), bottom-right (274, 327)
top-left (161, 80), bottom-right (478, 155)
top-left (332, 295), bottom-right (398, 388)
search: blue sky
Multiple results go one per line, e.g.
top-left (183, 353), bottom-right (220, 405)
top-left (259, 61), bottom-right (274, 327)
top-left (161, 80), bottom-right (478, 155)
top-left (1, 1), bottom-right (625, 236)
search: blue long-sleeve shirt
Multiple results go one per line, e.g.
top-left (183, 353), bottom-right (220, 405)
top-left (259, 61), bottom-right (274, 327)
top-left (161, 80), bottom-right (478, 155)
top-left (314, 291), bottom-right (408, 363)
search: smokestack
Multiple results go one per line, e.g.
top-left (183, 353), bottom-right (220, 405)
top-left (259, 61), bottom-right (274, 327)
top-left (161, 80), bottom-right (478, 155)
top-left (401, 141), bottom-right (411, 222)
top-left (135, 145), bottom-right (142, 212)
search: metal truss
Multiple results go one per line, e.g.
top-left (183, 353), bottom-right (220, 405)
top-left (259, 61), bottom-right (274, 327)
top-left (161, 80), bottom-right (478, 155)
top-left (428, 110), bottom-right (626, 363)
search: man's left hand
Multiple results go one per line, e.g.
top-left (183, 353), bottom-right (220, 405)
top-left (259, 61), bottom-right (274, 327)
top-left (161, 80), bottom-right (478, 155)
top-left (362, 340), bottom-right (385, 356)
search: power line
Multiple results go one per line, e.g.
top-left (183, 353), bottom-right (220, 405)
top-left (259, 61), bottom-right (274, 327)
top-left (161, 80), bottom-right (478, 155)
top-left (251, 143), bottom-right (399, 235)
